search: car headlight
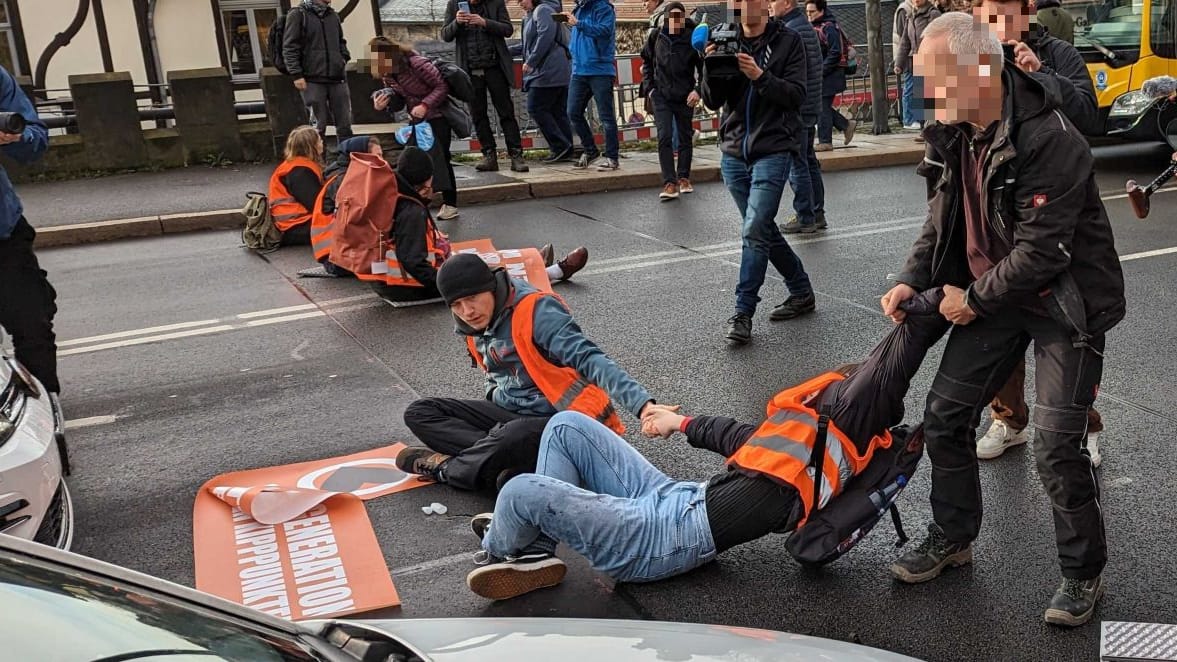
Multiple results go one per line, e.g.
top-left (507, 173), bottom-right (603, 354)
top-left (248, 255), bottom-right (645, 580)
top-left (3, 356), bottom-right (40, 399)
top-left (1109, 90), bottom-right (1157, 118)
top-left (0, 388), bottom-right (27, 447)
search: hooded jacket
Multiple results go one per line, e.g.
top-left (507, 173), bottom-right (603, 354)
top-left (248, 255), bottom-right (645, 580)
top-left (701, 20), bottom-right (808, 161)
top-left (812, 8), bottom-right (848, 94)
top-left (282, 0), bottom-right (350, 83)
top-left (896, 66), bottom-right (1125, 338)
top-left (457, 272), bottom-right (654, 418)
top-left (1035, 0), bottom-right (1075, 45)
top-left (382, 55), bottom-right (450, 120)
top-left (0, 66), bottom-right (47, 241)
top-left (1024, 27), bottom-right (1097, 135)
top-left (895, 3), bottom-right (941, 74)
top-left (519, 0), bottom-right (572, 89)
top-left (389, 173), bottom-right (446, 292)
top-left (639, 19), bottom-right (703, 103)
top-left (570, 0), bottom-right (617, 77)
top-left (441, 0), bottom-right (517, 88)
top-left (781, 6), bottom-right (822, 127)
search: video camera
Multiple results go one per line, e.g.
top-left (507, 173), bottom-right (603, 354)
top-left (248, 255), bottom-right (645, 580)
top-left (692, 17), bottom-right (744, 80)
top-left (1124, 75), bottom-right (1177, 218)
top-left (0, 112), bottom-right (26, 135)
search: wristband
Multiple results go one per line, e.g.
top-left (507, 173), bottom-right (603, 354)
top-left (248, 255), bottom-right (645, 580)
top-left (679, 416), bottom-right (693, 434)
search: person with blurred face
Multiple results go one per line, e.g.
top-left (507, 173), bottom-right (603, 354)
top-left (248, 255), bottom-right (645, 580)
top-left (894, 0), bottom-right (941, 138)
top-left (808, 0), bottom-right (857, 150)
top-left (639, 2), bottom-right (702, 200)
top-left (882, 12), bottom-right (1124, 628)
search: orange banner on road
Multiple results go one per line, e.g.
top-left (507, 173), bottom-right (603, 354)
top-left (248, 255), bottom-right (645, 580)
top-left (193, 443), bottom-right (430, 620)
top-left (374, 238), bottom-right (552, 292)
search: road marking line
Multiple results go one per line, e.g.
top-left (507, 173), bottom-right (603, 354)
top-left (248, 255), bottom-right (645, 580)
top-left (58, 325), bottom-right (236, 356)
top-left (243, 310), bottom-right (326, 327)
top-left (63, 415), bottom-right (119, 430)
top-left (1120, 245), bottom-right (1177, 261)
top-left (236, 303), bottom-right (317, 319)
top-left (391, 551), bottom-right (473, 578)
top-left (57, 319), bottom-right (223, 348)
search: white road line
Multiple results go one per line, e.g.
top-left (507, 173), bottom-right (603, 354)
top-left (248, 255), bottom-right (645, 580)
top-left (57, 319), bottom-right (223, 348)
top-left (1120, 245), bottom-right (1177, 261)
top-left (390, 551), bottom-right (473, 578)
top-left (236, 303), bottom-right (318, 319)
top-left (63, 415), bottom-right (119, 430)
top-left (243, 310), bottom-right (327, 327)
top-left (58, 325), bottom-right (236, 356)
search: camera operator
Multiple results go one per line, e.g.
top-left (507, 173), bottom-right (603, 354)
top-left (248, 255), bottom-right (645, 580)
top-left (701, 0), bottom-right (813, 347)
top-left (0, 65), bottom-right (57, 394)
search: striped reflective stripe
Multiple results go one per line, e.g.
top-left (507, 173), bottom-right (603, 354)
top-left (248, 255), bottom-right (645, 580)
top-left (554, 379), bottom-right (588, 411)
top-left (312, 238), bottom-right (332, 252)
top-left (596, 402), bottom-right (617, 425)
top-left (745, 409), bottom-right (847, 509)
top-left (273, 212), bottom-right (305, 221)
top-left (270, 197), bottom-right (296, 207)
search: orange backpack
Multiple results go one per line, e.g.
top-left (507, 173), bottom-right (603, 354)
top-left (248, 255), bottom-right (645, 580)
top-left (328, 152), bottom-right (399, 279)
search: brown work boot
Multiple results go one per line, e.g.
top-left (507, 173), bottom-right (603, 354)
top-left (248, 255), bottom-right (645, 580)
top-left (475, 152), bottom-right (499, 172)
top-left (395, 447), bottom-right (452, 482)
top-left (678, 178), bottom-right (694, 194)
top-left (659, 182), bottom-right (680, 201)
top-left (556, 247), bottom-right (589, 281)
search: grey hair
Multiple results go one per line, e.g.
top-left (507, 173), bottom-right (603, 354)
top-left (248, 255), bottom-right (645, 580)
top-left (920, 11), bottom-right (1003, 58)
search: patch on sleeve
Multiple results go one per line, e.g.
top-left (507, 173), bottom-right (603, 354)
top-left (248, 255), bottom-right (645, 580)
top-left (1033, 194), bottom-right (1048, 207)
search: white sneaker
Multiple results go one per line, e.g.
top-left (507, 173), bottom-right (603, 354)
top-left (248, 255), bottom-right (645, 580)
top-left (436, 204), bottom-right (460, 220)
top-left (1086, 432), bottom-right (1102, 468)
top-left (976, 419), bottom-right (1028, 459)
top-left (904, 122), bottom-right (922, 130)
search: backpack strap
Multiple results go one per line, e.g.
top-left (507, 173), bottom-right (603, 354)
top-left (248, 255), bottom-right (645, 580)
top-left (890, 505), bottom-right (909, 547)
top-left (808, 402), bottom-right (832, 513)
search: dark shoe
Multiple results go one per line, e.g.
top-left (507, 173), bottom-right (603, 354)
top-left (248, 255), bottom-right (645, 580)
top-left (467, 553), bottom-right (567, 601)
top-left (815, 211), bottom-right (828, 230)
top-left (1044, 576), bottom-right (1105, 627)
top-left (394, 447), bottom-right (452, 482)
top-left (769, 293), bottom-right (816, 321)
top-left (781, 216), bottom-right (817, 235)
top-left (556, 247), bottom-right (588, 281)
top-left (495, 467), bottom-right (525, 492)
top-left (543, 147), bottom-right (573, 163)
top-left (475, 152), bottom-right (500, 172)
top-left (573, 152), bottom-right (600, 169)
top-left (890, 523), bottom-right (973, 584)
top-left (539, 243), bottom-right (555, 267)
top-left (510, 152), bottom-right (530, 173)
top-left (844, 119), bottom-right (857, 145)
top-left (470, 513), bottom-right (493, 541)
top-left (595, 157), bottom-right (620, 171)
top-left (725, 313), bottom-right (752, 346)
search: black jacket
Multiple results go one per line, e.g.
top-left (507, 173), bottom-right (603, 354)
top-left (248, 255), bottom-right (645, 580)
top-left (283, 1), bottom-right (350, 83)
top-left (898, 67), bottom-right (1125, 338)
top-left (701, 21), bottom-right (808, 160)
top-left (441, 0), bottom-right (517, 88)
top-left (1024, 28), bottom-right (1099, 135)
top-left (391, 174), bottom-right (444, 290)
top-left (640, 23), bottom-right (703, 103)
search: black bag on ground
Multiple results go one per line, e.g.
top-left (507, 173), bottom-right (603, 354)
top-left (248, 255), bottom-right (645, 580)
top-left (784, 423), bottom-right (925, 567)
top-left (428, 57), bottom-right (475, 103)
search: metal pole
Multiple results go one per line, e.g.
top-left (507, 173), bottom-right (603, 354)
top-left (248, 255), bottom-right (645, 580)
top-left (866, 0), bottom-right (890, 134)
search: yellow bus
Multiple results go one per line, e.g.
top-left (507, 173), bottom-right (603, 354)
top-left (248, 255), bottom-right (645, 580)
top-left (1068, 0), bottom-right (1176, 139)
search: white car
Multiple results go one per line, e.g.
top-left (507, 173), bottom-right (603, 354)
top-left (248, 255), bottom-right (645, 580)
top-left (0, 351), bottom-right (72, 549)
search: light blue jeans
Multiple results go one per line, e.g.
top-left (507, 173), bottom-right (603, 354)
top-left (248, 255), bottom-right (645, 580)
top-left (482, 411), bottom-right (717, 583)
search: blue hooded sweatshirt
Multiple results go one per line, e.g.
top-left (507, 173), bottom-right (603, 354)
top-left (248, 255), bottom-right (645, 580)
top-left (0, 67), bottom-right (48, 240)
top-left (520, 0), bottom-right (572, 89)
top-left (569, 0), bottom-right (616, 77)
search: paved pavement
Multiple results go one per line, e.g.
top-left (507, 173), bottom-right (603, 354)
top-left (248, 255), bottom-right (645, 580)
top-left (39, 139), bottom-right (1177, 662)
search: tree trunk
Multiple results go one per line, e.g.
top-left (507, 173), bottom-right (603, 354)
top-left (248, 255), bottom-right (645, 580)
top-left (866, 0), bottom-right (890, 134)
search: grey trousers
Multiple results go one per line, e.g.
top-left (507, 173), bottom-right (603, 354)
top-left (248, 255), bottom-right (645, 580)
top-left (302, 80), bottom-right (353, 140)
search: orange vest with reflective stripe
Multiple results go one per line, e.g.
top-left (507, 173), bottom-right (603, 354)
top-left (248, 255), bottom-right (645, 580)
top-left (268, 157), bottom-right (323, 232)
top-left (310, 173), bottom-right (341, 261)
top-left (465, 291), bottom-right (625, 434)
top-left (385, 198), bottom-right (449, 287)
top-left (726, 372), bottom-right (893, 526)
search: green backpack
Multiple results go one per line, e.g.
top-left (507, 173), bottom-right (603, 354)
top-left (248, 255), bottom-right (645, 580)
top-left (242, 191), bottom-right (282, 252)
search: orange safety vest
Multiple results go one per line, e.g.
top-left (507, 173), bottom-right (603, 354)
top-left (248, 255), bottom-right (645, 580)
top-left (727, 372), bottom-right (893, 526)
top-left (384, 199), bottom-right (449, 287)
top-left (465, 291), bottom-right (625, 434)
top-left (309, 173), bottom-right (341, 262)
top-left (268, 157), bottom-right (323, 232)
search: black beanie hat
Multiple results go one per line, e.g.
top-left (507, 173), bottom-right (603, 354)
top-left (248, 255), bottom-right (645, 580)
top-left (437, 253), bottom-right (497, 305)
top-left (397, 146), bottom-right (434, 188)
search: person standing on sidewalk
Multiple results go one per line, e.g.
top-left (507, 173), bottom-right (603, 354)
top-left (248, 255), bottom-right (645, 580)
top-left (894, 0), bottom-right (941, 140)
top-left (442, 0), bottom-right (530, 173)
top-left (892, 0), bottom-right (921, 130)
top-left (283, 0), bottom-right (353, 144)
top-left (515, 0), bottom-right (575, 163)
top-left (640, 2), bottom-right (701, 201)
top-left (701, 0), bottom-right (815, 347)
top-left (566, 0), bottom-right (621, 171)
top-left (0, 65), bottom-right (58, 395)
top-left (809, 0), bottom-right (857, 151)
top-left (773, 0), bottom-right (824, 234)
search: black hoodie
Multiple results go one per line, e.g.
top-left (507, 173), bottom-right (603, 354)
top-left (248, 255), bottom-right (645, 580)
top-left (389, 173), bottom-right (445, 293)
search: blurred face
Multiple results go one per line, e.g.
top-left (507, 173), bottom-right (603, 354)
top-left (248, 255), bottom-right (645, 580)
top-left (770, 0), bottom-right (795, 17)
top-left (451, 291), bottom-right (497, 330)
top-left (368, 141), bottom-right (383, 156)
top-left (914, 33), bottom-right (1004, 124)
top-left (731, 0), bottom-right (770, 25)
top-left (972, 0), bottom-right (1032, 42)
top-left (668, 9), bottom-right (686, 33)
top-left (518, 0), bottom-right (535, 11)
top-left (806, 3), bottom-right (822, 21)
top-left (646, 0), bottom-right (662, 13)
top-left (912, 0), bottom-right (929, 7)
top-left (417, 176), bottom-right (434, 201)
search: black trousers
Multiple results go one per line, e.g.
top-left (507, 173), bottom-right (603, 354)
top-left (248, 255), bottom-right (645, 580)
top-left (0, 217), bottom-right (60, 393)
top-left (469, 67), bottom-right (522, 154)
top-left (652, 91), bottom-right (694, 185)
top-left (924, 308), bottom-right (1105, 579)
top-left (279, 222), bottom-right (311, 246)
top-left (403, 397), bottom-right (551, 491)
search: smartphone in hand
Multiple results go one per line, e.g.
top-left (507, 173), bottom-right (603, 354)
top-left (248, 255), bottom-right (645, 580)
top-left (552, 12), bottom-right (569, 22)
top-left (458, 1), bottom-right (471, 12)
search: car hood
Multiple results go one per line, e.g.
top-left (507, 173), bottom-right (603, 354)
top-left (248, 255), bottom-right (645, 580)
top-left (343, 618), bottom-right (924, 662)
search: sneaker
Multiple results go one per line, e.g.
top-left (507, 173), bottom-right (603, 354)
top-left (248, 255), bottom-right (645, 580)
top-left (678, 178), bottom-right (694, 194)
top-left (470, 513), bottom-right (493, 541)
top-left (573, 152), bottom-right (600, 169)
top-left (543, 147), bottom-right (573, 163)
top-left (556, 246), bottom-right (589, 281)
top-left (890, 523), bottom-right (973, 584)
top-left (539, 243), bottom-right (555, 267)
top-left (1044, 575), bottom-right (1105, 627)
top-left (1087, 432), bottom-right (1102, 468)
top-left (769, 293), bottom-right (817, 321)
top-left (781, 216), bottom-right (817, 235)
top-left (394, 447), bottom-right (452, 482)
top-left (815, 210), bottom-right (828, 230)
top-left (904, 122), bottom-right (923, 130)
top-left (659, 183), bottom-right (679, 201)
top-left (815, 143), bottom-right (833, 152)
top-left (436, 204), bottom-right (460, 221)
top-left (475, 152), bottom-right (499, 172)
top-left (725, 313), bottom-right (752, 346)
top-left (976, 419), bottom-right (1028, 459)
top-left (844, 120), bottom-right (857, 145)
top-left (596, 157), bottom-right (620, 171)
top-left (467, 554), bottom-right (568, 600)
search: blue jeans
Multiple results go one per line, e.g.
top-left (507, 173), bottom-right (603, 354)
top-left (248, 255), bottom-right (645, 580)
top-left (721, 153), bottom-right (813, 315)
top-left (568, 75), bottom-right (619, 160)
top-left (817, 94), bottom-right (850, 145)
top-left (790, 126), bottom-right (825, 215)
top-left (482, 412), bottom-right (717, 583)
top-left (901, 70), bottom-right (917, 126)
top-left (527, 85), bottom-right (572, 155)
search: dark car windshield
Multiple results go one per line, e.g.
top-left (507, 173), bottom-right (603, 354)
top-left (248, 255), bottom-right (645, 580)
top-left (0, 554), bottom-right (318, 662)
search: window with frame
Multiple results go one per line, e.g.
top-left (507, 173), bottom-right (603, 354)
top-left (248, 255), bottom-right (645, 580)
top-left (0, 0), bottom-right (21, 76)
top-left (219, 0), bottom-right (282, 79)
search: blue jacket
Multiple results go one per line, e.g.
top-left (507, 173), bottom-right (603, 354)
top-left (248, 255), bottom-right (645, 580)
top-left (569, 0), bottom-right (616, 77)
top-left (782, 7), bottom-right (821, 127)
top-left (813, 10), bottom-right (847, 95)
top-left (461, 272), bottom-right (652, 418)
top-left (520, 0), bottom-right (572, 89)
top-left (0, 67), bottom-right (48, 240)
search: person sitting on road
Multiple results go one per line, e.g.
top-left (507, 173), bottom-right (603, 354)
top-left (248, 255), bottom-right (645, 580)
top-left (268, 125), bottom-right (324, 246)
top-left (463, 289), bottom-right (952, 601)
top-left (374, 147), bottom-right (589, 304)
top-left (310, 135), bottom-right (383, 276)
top-left (396, 251), bottom-right (647, 493)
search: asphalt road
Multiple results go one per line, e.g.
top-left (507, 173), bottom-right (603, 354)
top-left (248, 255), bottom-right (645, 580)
top-left (39, 139), bottom-right (1177, 662)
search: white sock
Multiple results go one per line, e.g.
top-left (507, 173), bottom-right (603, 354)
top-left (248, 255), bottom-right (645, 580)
top-left (546, 264), bottom-right (564, 280)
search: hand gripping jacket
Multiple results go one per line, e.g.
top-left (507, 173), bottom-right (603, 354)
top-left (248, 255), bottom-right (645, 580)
top-left (310, 173), bottom-right (342, 261)
top-left (465, 291), bottom-right (626, 434)
top-left (267, 157), bottom-right (323, 231)
top-left (726, 372), bottom-right (893, 526)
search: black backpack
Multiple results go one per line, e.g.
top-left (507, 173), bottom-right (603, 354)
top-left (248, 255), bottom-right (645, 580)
top-left (784, 421), bottom-right (925, 567)
top-left (428, 57), bottom-right (475, 103)
top-left (268, 9), bottom-right (304, 75)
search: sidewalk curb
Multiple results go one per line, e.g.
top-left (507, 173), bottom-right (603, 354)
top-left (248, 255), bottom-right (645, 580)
top-left (34, 145), bottom-right (924, 250)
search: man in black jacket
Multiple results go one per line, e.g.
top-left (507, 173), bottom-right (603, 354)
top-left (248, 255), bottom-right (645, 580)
top-left (701, 0), bottom-right (814, 347)
top-left (442, 0), bottom-right (529, 173)
top-left (640, 3), bottom-right (703, 200)
top-left (881, 13), bottom-right (1124, 628)
top-left (283, 0), bottom-right (353, 142)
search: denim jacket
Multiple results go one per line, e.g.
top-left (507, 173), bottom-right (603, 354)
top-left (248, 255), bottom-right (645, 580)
top-left (0, 67), bottom-right (48, 240)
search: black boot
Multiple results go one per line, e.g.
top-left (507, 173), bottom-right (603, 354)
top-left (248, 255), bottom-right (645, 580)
top-left (890, 523), bottom-right (972, 583)
top-left (1044, 575), bottom-right (1105, 627)
top-left (509, 151), bottom-right (529, 173)
top-left (476, 151), bottom-right (499, 172)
